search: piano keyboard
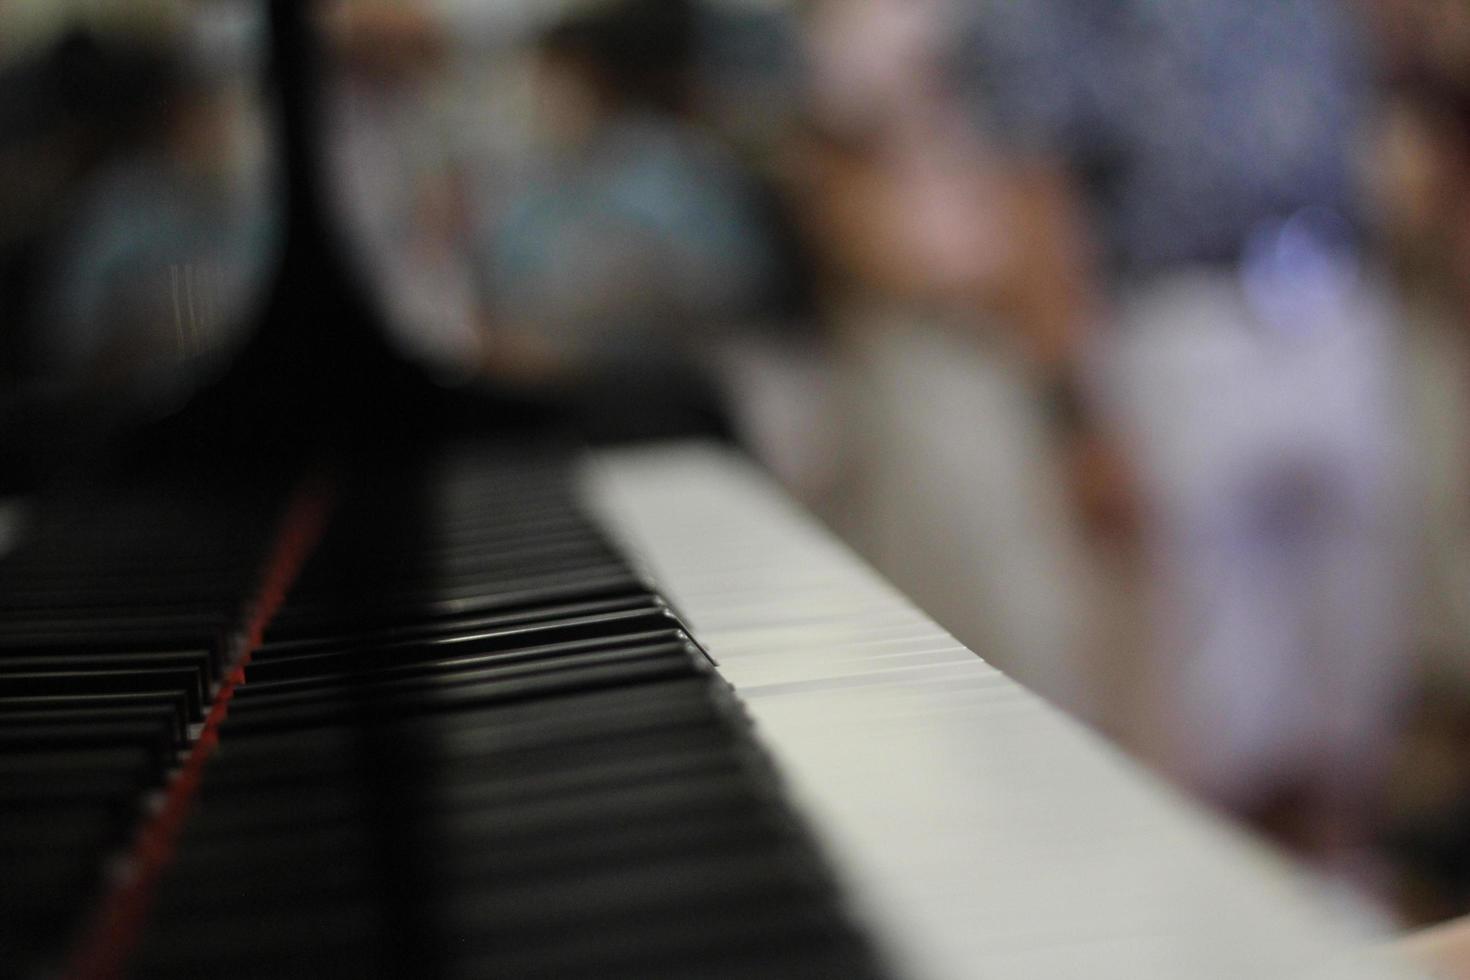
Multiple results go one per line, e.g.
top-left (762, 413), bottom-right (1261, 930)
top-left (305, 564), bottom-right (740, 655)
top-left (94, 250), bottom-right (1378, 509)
top-left (2, 447), bottom-right (880, 979)
top-left (1, 441), bottom-right (1418, 979)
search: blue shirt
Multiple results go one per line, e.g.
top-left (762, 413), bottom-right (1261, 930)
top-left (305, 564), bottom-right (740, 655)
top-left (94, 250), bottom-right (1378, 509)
top-left (956, 0), bottom-right (1368, 276)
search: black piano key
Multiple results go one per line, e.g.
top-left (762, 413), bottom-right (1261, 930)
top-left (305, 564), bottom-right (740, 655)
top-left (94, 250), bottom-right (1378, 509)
top-left (0, 691), bottom-right (191, 745)
top-left (3, 862), bottom-right (111, 967)
top-left (192, 737), bottom-right (753, 828)
top-left (0, 719), bottom-right (177, 784)
top-left (263, 569), bottom-right (648, 636)
top-left (222, 650), bottom-right (708, 735)
top-left (0, 744), bottom-right (157, 807)
top-left (241, 612), bottom-right (683, 686)
top-left (0, 650), bottom-right (214, 707)
top-left (248, 594), bottom-right (656, 659)
top-left (130, 898), bottom-right (391, 980)
top-left (0, 638), bottom-right (226, 684)
top-left (447, 904), bottom-right (881, 980)
top-left (0, 619), bottom-right (234, 675)
top-left (0, 667), bottom-right (206, 721)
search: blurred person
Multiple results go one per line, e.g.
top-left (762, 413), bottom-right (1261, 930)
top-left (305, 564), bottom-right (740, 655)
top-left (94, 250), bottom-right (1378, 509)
top-left (957, 0), bottom-right (1413, 867)
top-left (318, 0), bottom-right (789, 439)
top-left (0, 31), bottom-right (177, 381)
top-left (38, 61), bottom-right (272, 413)
top-left (1362, 0), bottom-right (1470, 925)
top-left (319, 0), bottom-right (492, 384)
top-left (473, 0), bottom-right (784, 436)
top-left (789, 0), bottom-right (1109, 716)
top-left (1366, 0), bottom-right (1470, 698)
top-left (3, 6), bottom-right (274, 480)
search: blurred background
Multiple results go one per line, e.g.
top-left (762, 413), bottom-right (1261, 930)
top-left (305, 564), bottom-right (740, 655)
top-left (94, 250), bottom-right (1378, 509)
top-left (4, 0), bottom-right (1470, 931)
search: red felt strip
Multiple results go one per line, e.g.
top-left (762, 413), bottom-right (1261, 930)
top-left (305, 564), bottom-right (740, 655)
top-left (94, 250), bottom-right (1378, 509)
top-left (63, 476), bottom-right (334, 980)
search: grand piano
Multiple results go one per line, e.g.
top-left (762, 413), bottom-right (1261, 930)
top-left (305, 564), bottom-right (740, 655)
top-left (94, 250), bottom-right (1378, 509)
top-left (0, 3), bottom-right (1420, 978)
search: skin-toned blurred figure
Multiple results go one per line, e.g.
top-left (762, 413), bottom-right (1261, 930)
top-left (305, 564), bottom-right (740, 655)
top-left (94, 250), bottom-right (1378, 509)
top-left (792, 0), bottom-right (1113, 718)
top-left (956, 0), bottom-right (1412, 872)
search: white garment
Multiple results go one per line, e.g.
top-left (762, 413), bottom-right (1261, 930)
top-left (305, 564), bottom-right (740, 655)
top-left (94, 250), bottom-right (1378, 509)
top-left (824, 319), bottom-right (1097, 718)
top-left (1099, 270), bottom-right (1409, 808)
top-left (1400, 305), bottom-right (1470, 692)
